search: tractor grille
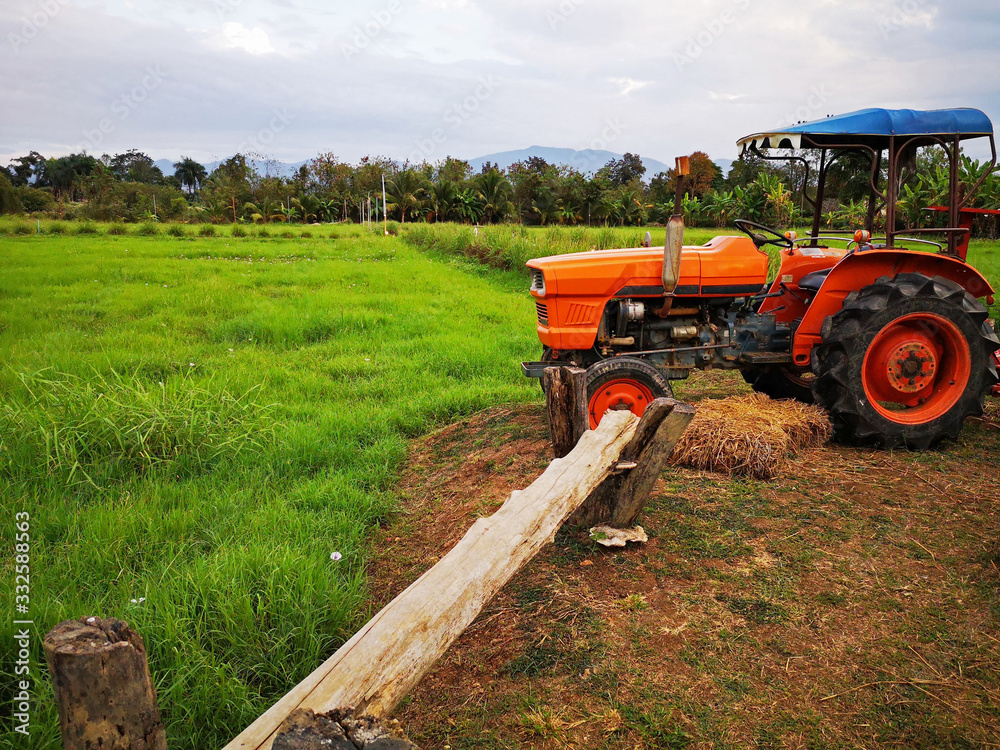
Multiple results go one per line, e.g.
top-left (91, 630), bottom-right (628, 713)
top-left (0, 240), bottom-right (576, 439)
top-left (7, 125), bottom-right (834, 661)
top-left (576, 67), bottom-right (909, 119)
top-left (535, 301), bottom-right (549, 326)
top-left (530, 269), bottom-right (545, 294)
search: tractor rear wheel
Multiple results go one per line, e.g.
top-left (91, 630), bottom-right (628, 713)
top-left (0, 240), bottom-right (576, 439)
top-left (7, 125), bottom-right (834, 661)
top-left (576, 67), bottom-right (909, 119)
top-left (811, 273), bottom-right (999, 449)
top-left (742, 366), bottom-right (815, 403)
top-left (585, 358), bottom-right (672, 429)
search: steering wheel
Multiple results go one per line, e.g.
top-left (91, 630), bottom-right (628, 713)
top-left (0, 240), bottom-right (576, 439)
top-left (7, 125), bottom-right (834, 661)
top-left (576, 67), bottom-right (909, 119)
top-left (733, 219), bottom-right (794, 250)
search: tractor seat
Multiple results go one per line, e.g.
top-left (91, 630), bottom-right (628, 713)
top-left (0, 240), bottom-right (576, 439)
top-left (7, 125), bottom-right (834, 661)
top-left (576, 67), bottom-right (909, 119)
top-left (798, 268), bottom-right (832, 292)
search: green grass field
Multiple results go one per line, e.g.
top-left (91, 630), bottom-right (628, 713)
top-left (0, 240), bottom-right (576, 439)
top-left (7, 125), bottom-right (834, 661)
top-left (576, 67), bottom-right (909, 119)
top-left (1, 221), bottom-right (997, 748)
top-left (0, 227), bottom-right (543, 748)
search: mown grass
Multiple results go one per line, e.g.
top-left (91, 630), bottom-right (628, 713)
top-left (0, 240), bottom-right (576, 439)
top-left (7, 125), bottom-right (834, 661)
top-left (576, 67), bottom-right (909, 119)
top-left (0, 231), bottom-right (539, 748)
top-left (380, 392), bottom-right (1000, 749)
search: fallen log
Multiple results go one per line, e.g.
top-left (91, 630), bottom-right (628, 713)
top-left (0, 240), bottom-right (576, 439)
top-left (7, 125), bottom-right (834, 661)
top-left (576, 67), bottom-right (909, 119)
top-left (224, 409), bottom-right (640, 750)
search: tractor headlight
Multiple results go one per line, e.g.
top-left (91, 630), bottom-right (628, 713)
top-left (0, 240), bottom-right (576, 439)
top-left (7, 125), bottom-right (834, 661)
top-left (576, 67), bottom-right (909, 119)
top-left (530, 269), bottom-right (545, 295)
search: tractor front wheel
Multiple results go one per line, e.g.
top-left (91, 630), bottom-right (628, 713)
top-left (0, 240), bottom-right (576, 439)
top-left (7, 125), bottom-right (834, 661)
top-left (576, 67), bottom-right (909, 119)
top-left (742, 365), bottom-right (815, 403)
top-left (812, 273), bottom-right (999, 448)
top-left (585, 358), bottom-right (672, 429)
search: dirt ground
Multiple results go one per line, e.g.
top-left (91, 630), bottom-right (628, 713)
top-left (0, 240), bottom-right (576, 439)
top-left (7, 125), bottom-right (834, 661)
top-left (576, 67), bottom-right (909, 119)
top-left (371, 371), bottom-right (1000, 749)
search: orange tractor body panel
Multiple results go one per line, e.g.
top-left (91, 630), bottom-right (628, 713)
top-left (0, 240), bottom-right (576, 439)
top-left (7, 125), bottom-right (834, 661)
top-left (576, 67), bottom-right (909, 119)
top-left (757, 246), bottom-right (850, 325)
top-left (789, 250), bottom-right (995, 364)
top-left (529, 236), bottom-right (767, 351)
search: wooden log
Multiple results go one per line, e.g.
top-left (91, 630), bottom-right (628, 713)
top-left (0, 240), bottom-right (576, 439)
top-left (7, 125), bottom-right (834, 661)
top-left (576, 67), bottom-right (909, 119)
top-left (272, 709), bottom-right (417, 750)
top-left (610, 401), bottom-right (696, 527)
top-left (272, 710), bottom-right (355, 750)
top-left (569, 399), bottom-right (695, 527)
top-left (43, 617), bottom-right (166, 750)
top-left (543, 366), bottom-right (588, 457)
top-left (224, 409), bottom-right (639, 750)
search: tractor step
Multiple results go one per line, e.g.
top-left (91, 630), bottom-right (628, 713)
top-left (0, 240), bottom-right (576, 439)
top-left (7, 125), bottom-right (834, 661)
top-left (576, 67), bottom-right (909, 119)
top-left (522, 361), bottom-right (551, 379)
top-left (739, 352), bottom-right (794, 364)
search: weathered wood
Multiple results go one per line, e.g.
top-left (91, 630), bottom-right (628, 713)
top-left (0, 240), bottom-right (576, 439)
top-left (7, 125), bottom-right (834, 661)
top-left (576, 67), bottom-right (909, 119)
top-left (610, 402), bottom-right (696, 527)
top-left (272, 710), bottom-right (355, 750)
top-left (569, 398), bottom-right (684, 527)
top-left (224, 409), bottom-right (640, 750)
top-left (43, 617), bottom-right (166, 750)
top-left (543, 366), bottom-right (588, 457)
top-left (272, 709), bottom-right (416, 750)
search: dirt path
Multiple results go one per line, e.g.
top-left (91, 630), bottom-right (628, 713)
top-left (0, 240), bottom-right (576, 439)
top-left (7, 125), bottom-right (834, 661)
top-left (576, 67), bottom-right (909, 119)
top-left (372, 374), bottom-right (1000, 749)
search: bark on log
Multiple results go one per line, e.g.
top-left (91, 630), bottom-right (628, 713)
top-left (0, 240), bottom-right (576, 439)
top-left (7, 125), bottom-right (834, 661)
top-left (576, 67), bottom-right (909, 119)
top-left (272, 709), bottom-right (417, 750)
top-left (543, 366), bottom-right (588, 457)
top-left (569, 399), bottom-right (695, 527)
top-left (43, 617), bottom-right (166, 750)
top-left (224, 409), bottom-right (639, 750)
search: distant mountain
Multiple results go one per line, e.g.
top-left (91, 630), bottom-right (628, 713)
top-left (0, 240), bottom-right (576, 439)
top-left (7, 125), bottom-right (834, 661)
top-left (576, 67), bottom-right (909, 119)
top-left (466, 146), bottom-right (671, 181)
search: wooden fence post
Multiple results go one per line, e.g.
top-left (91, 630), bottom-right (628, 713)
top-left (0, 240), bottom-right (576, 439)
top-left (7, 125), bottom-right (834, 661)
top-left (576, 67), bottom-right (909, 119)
top-left (569, 398), bottom-right (696, 527)
top-left (43, 617), bottom-right (166, 750)
top-left (543, 366), bottom-right (588, 457)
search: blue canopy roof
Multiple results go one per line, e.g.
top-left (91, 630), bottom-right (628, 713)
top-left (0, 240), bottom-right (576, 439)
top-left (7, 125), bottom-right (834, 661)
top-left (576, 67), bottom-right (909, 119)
top-left (738, 108), bottom-right (994, 151)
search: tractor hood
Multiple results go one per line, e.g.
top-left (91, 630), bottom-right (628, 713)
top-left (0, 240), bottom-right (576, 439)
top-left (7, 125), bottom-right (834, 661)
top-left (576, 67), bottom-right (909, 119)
top-left (527, 237), bottom-right (767, 299)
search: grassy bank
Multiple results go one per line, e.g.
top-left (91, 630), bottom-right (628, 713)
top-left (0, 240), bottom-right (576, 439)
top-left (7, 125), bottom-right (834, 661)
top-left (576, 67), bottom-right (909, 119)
top-left (0, 216), bottom-right (386, 241)
top-left (0, 231), bottom-right (539, 748)
top-left (400, 223), bottom-right (722, 271)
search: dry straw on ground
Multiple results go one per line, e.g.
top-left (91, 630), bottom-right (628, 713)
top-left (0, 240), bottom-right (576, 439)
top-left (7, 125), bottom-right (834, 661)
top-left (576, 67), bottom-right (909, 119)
top-left (670, 393), bottom-right (832, 479)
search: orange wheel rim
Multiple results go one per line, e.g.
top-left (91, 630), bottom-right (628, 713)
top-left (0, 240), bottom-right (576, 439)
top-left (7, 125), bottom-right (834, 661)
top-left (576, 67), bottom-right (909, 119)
top-left (588, 378), bottom-right (654, 429)
top-left (861, 313), bottom-right (971, 424)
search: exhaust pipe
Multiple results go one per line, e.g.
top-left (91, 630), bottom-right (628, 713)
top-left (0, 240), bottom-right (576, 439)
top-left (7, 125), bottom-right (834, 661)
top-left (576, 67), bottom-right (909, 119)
top-left (660, 155), bottom-right (690, 316)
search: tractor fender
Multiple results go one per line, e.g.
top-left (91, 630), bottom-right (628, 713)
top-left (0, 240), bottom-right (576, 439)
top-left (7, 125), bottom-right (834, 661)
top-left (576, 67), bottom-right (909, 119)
top-left (790, 249), bottom-right (995, 366)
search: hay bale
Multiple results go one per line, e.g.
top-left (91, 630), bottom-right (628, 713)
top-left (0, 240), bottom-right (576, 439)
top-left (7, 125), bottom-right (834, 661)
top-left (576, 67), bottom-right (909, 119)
top-left (669, 393), bottom-right (832, 479)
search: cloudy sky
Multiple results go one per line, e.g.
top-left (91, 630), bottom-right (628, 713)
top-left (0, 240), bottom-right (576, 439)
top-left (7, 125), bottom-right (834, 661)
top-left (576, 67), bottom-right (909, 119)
top-left (2, 0), bottom-right (999, 170)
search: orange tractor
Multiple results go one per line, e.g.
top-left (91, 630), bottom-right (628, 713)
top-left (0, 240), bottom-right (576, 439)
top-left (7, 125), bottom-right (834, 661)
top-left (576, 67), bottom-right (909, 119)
top-left (523, 108), bottom-right (1000, 448)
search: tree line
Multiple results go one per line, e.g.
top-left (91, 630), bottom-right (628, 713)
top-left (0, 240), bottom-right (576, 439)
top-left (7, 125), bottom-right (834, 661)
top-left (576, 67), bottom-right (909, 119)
top-left (3, 146), bottom-right (998, 236)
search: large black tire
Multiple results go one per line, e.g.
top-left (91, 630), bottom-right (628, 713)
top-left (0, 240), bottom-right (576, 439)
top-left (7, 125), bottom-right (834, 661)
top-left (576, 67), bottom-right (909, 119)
top-left (742, 366), bottom-right (815, 403)
top-left (585, 358), bottom-right (673, 428)
top-left (812, 273), bottom-right (999, 449)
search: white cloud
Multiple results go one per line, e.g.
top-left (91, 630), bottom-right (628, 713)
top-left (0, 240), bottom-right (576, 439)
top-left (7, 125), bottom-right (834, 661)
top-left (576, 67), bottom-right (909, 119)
top-left (218, 22), bottom-right (275, 55)
top-left (709, 91), bottom-right (748, 102)
top-left (608, 77), bottom-right (651, 97)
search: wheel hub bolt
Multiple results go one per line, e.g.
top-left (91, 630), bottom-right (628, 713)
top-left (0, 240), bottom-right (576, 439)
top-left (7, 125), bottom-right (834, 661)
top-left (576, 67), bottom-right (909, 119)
top-left (887, 343), bottom-right (936, 393)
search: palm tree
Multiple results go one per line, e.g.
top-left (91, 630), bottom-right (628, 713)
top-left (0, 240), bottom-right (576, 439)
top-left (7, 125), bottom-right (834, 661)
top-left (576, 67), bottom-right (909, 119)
top-left (532, 189), bottom-right (560, 226)
top-left (453, 188), bottom-right (483, 223)
top-left (386, 170), bottom-right (429, 223)
top-left (429, 180), bottom-right (459, 222)
top-left (475, 171), bottom-right (513, 223)
top-left (297, 194), bottom-right (321, 223)
top-left (174, 157), bottom-right (207, 194)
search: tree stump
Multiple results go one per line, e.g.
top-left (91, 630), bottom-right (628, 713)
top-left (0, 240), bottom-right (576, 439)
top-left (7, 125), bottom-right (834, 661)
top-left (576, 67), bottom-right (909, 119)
top-left (43, 617), bottom-right (166, 750)
top-left (542, 366), bottom-right (588, 457)
top-left (569, 398), bottom-right (696, 527)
